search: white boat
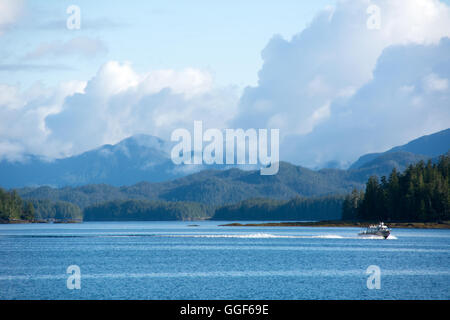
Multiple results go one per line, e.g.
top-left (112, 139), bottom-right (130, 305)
top-left (358, 222), bottom-right (390, 239)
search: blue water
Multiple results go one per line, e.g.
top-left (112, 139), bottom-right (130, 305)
top-left (0, 221), bottom-right (449, 300)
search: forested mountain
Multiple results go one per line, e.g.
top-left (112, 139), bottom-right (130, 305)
top-left (17, 162), bottom-right (363, 208)
top-left (212, 196), bottom-right (344, 221)
top-left (2, 129), bottom-right (448, 222)
top-left (0, 135), bottom-right (197, 188)
top-left (1, 129), bottom-right (448, 189)
top-left (29, 199), bottom-right (83, 221)
top-left (84, 200), bottom-right (212, 221)
top-left (8, 156), bottom-right (450, 222)
top-left (83, 196), bottom-right (345, 222)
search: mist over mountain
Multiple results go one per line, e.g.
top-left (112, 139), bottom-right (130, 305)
top-left (1, 128), bottom-right (449, 208)
top-left (0, 134), bottom-right (205, 188)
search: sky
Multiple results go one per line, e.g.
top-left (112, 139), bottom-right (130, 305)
top-left (1, 0), bottom-right (336, 88)
top-left (0, 0), bottom-right (450, 168)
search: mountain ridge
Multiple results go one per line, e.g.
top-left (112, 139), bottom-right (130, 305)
top-left (350, 128), bottom-right (450, 170)
top-left (0, 135), bottom-right (198, 188)
top-left (17, 162), bottom-right (363, 208)
top-left (2, 129), bottom-right (449, 202)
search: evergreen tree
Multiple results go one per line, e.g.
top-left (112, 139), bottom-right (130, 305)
top-left (346, 155), bottom-right (450, 222)
top-left (21, 201), bottom-right (35, 221)
top-left (0, 188), bottom-right (34, 222)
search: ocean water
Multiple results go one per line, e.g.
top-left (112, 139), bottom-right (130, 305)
top-left (0, 221), bottom-right (449, 300)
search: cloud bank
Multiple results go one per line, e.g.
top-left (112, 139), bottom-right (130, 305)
top-left (283, 38), bottom-right (450, 167)
top-left (0, 62), bottom-right (239, 159)
top-left (0, 0), bottom-right (449, 168)
top-left (233, 0), bottom-right (450, 167)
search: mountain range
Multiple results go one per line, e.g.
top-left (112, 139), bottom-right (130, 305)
top-left (17, 162), bottom-right (362, 208)
top-left (0, 135), bottom-right (197, 188)
top-left (9, 128), bottom-right (448, 209)
top-left (1, 128), bottom-right (449, 208)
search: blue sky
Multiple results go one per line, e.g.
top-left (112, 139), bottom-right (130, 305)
top-left (1, 0), bottom-right (336, 88)
top-left (0, 0), bottom-right (449, 168)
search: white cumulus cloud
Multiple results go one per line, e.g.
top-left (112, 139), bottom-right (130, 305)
top-left (1, 0), bottom-right (450, 168)
top-left (232, 0), bottom-right (450, 167)
top-left (282, 38), bottom-right (450, 168)
top-left (0, 61), bottom-right (238, 159)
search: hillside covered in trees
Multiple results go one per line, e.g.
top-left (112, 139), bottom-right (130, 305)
top-left (16, 162), bottom-right (363, 208)
top-left (1, 129), bottom-right (448, 189)
top-left (82, 196), bottom-right (344, 221)
top-left (84, 200), bottom-right (212, 221)
top-left (343, 155), bottom-right (450, 222)
top-left (3, 156), bottom-right (448, 223)
top-left (29, 199), bottom-right (83, 221)
top-left (0, 188), bottom-right (35, 222)
top-left (0, 188), bottom-right (83, 223)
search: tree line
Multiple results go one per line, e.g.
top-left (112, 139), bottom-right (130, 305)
top-left (29, 199), bottom-right (83, 221)
top-left (0, 188), bottom-right (34, 222)
top-left (1, 188), bottom-right (85, 222)
top-left (83, 200), bottom-right (213, 221)
top-left (82, 195), bottom-right (345, 221)
top-left (4, 154), bottom-right (448, 223)
top-left (343, 155), bottom-right (450, 222)
top-left (212, 196), bottom-right (344, 221)
top-left (2, 186), bottom-right (344, 222)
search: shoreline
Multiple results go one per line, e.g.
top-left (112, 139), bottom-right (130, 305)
top-left (219, 221), bottom-right (450, 229)
top-left (0, 219), bottom-right (82, 224)
top-left (2, 220), bottom-right (449, 229)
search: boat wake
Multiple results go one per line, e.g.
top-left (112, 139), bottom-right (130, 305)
top-left (175, 233), bottom-right (297, 239)
top-left (0, 232), bottom-right (397, 240)
top-left (171, 233), bottom-right (397, 240)
top-left (172, 233), bottom-right (352, 239)
top-left (312, 235), bottom-right (344, 239)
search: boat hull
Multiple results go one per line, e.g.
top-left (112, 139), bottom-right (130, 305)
top-left (359, 230), bottom-right (390, 239)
